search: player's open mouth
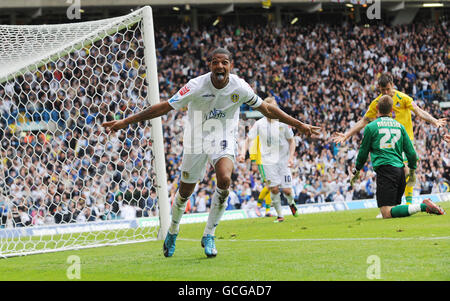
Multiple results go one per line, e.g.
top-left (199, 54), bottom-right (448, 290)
top-left (215, 72), bottom-right (226, 81)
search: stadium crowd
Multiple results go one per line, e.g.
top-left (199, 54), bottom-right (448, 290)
top-left (0, 18), bottom-right (449, 228)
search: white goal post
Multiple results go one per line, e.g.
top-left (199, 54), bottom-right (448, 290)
top-left (0, 6), bottom-right (170, 257)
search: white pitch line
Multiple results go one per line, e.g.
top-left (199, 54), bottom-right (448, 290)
top-left (179, 236), bottom-right (450, 242)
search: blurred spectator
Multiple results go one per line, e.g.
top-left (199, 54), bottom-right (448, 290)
top-left (227, 189), bottom-right (241, 210)
top-left (144, 189), bottom-right (158, 217)
top-left (194, 189), bottom-right (207, 213)
top-left (120, 201), bottom-right (137, 220)
top-left (334, 190), bottom-right (345, 203)
top-left (242, 196), bottom-right (260, 217)
top-left (0, 202), bottom-right (7, 228)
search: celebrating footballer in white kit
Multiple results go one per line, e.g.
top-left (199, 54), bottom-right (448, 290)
top-left (168, 71), bottom-right (263, 184)
top-left (103, 48), bottom-right (321, 258)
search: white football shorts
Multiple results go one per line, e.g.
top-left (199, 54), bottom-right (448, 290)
top-left (262, 162), bottom-right (292, 189)
top-left (180, 151), bottom-right (236, 184)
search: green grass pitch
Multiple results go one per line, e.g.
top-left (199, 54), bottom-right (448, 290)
top-left (1, 202), bottom-right (449, 281)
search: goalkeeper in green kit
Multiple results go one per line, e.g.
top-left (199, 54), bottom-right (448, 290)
top-left (350, 95), bottom-right (445, 219)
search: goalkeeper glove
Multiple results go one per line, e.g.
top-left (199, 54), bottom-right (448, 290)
top-left (350, 169), bottom-right (360, 187)
top-left (406, 169), bottom-right (416, 186)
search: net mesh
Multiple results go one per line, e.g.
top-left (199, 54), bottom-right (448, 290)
top-left (0, 8), bottom-right (161, 257)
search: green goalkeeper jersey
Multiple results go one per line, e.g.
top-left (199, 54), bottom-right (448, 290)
top-left (355, 116), bottom-right (417, 171)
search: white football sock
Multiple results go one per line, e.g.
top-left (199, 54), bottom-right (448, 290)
top-left (285, 192), bottom-right (295, 206)
top-left (407, 204), bottom-right (421, 215)
top-left (168, 191), bottom-right (189, 235)
top-left (203, 187), bottom-right (229, 237)
top-left (271, 191), bottom-right (283, 218)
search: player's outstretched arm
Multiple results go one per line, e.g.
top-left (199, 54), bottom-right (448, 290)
top-left (332, 116), bottom-right (371, 144)
top-left (287, 138), bottom-right (295, 168)
top-left (255, 102), bottom-right (321, 136)
top-left (351, 124), bottom-right (373, 186)
top-left (444, 134), bottom-right (450, 143)
top-left (102, 101), bottom-right (173, 134)
top-left (411, 102), bottom-right (447, 128)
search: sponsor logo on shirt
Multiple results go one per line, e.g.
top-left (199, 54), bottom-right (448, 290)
top-left (168, 95), bottom-right (180, 103)
top-left (179, 85), bottom-right (190, 96)
top-left (205, 108), bottom-right (225, 120)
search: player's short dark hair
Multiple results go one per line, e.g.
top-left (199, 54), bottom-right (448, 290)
top-left (208, 48), bottom-right (232, 61)
top-left (378, 95), bottom-right (393, 115)
top-left (378, 73), bottom-right (393, 88)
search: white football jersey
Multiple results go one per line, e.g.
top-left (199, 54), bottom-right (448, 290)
top-left (248, 117), bottom-right (294, 165)
top-left (168, 72), bottom-right (263, 154)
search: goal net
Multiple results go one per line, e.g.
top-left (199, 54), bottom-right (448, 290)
top-left (0, 6), bottom-right (170, 257)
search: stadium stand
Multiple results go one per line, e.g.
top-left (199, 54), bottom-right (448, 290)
top-left (0, 3), bottom-right (448, 228)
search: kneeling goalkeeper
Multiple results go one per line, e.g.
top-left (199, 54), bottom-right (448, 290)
top-left (351, 95), bottom-right (445, 218)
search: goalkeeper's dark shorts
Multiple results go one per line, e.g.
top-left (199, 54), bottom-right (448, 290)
top-left (375, 165), bottom-right (406, 208)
